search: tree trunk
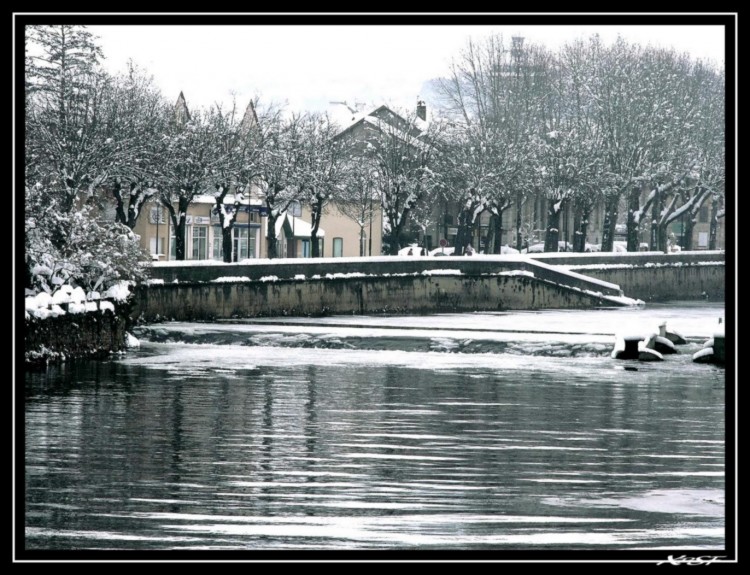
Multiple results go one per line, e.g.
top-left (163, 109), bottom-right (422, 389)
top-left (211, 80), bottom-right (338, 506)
top-left (601, 195), bottom-right (618, 252)
top-left (626, 186), bottom-right (641, 252)
top-left (453, 208), bottom-right (470, 256)
top-left (386, 210), bottom-right (411, 255)
top-left (113, 181), bottom-right (128, 226)
top-left (544, 198), bottom-right (561, 252)
top-left (311, 194), bottom-right (323, 258)
top-left (174, 217), bottom-right (186, 260)
top-left (266, 210), bottom-right (280, 260)
top-left (683, 215), bottom-right (695, 251)
top-left (709, 195), bottom-right (720, 250)
top-left (649, 191), bottom-right (662, 251)
top-left (163, 197), bottom-right (188, 260)
top-left (515, 191), bottom-right (523, 251)
top-left (220, 222), bottom-right (232, 262)
top-left (656, 222), bottom-right (669, 253)
top-left (490, 212), bottom-right (503, 254)
top-left (572, 206), bottom-right (591, 252)
top-left (454, 199), bottom-right (481, 256)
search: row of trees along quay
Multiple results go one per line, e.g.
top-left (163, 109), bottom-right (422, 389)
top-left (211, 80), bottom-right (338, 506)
top-left (24, 26), bottom-right (725, 296)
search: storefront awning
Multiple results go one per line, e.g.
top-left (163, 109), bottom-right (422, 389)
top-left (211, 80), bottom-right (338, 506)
top-left (271, 213), bottom-right (325, 238)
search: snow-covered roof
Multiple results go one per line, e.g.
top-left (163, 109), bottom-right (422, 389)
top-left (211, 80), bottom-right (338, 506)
top-left (270, 213), bottom-right (325, 238)
top-left (328, 103), bottom-right (368, 132)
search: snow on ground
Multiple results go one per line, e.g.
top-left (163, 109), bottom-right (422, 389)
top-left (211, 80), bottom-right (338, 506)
top-left (421, 269), bottom-right (462, 276)
top-left (325, 272), bottom-right (369, 279)
top-left (241, 303), bottom-right (725, 339)
top-left (212, 276), bottom-right (251, 283)
top-left (25, 283), bottom-right (126, 319)
top-left (125, 333), bottom-right (140, 348)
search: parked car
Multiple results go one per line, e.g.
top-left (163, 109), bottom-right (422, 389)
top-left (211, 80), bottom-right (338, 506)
top-left (429, 247), bottom-right (455, 257)
top-left (398, 245), bottom-right (427, 256)
top-left (585, 243), bottom-right (601, 252)
top-left (521, 243), bottom-right (546, 254)
top-left (501, 245), bottom-right (520, 254)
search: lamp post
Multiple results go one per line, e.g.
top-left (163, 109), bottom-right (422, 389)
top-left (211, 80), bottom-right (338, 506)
top-left (369, 195), bottom-right (373, 257)
top-left (156, 206), bottom-right (160, 258)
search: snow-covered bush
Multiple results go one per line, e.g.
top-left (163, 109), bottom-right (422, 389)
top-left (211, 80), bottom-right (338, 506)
top-left (25, 183), bottom-right (151, 296)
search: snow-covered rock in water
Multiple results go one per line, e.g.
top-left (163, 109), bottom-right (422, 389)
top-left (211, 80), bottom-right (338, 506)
top-left (87, 291), bottom-right (101, 301)
top-left (692, 347), bottom-right (715, 363)
top-left (646, 334), bottom-right (678, 355)
top-left (99, 301), bottom-right (115, 312)
top-left (125, 333), bottom-right (140, 348)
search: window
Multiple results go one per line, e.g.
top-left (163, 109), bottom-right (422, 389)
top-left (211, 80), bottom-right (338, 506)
top-left (192, 226), bottom-right (208, 260)
top-left (233, 227), bottom-right (249, 261)
top-left (301, 239), bottom-right (310, 258)
top-left (212, 226), bottom-right (223, 260)
top-left (247, 229), bottom-right (257, 259)
top-left (699, 206), bottom-right (709, 223)
top-left (149, 237), bottom-right (164, 256)
top-left (170, 227), bottom-right (177, 259)
top-left (333, 237), bottom-right (344, 257)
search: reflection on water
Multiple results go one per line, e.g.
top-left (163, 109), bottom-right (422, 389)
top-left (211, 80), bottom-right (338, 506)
top-left (25, 304), bottom-right (726, 552)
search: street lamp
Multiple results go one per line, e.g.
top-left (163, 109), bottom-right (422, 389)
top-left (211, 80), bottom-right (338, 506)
top-left (369, 193), bottom-right (373, 257)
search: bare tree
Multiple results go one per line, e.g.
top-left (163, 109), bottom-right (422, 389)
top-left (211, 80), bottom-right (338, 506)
top-left (256, 111), bottom-right (307, 259)
top-left (298, 113), bottom-right (352, 258)
top-left (337, 160), bottom-right (380, 256)
top-left (350, 108), bottom-right (441, 255)
top-left (205, 100), bottom-right (264, 262)
top-left (104, 62), bottom-right (170, 229)
top-left (438, 35), bottom-right (550, 252)
top-left (157, 108), bottom-right (222, 260)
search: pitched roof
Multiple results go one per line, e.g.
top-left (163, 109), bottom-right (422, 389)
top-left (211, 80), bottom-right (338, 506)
top-left (174, 91), bottom-right (191, 124)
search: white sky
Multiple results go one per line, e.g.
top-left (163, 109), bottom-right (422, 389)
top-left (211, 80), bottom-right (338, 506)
top-left (86, 24), bottom-right (726, 115)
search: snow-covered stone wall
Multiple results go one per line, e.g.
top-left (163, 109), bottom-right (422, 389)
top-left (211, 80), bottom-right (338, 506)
top-left (25, 305), bottom-right (131, 364)
top-left (25, 282), bottom-right (134, 364)
top-left (565, 262), bottom-right (725, 302)
top-left (132, 273), bottom-right (632, 322)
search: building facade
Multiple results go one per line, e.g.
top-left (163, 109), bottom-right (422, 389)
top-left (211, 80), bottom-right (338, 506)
top-left (132, 195), bottom-right (383, 261)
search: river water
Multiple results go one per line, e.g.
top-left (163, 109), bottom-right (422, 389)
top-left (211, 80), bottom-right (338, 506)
top-left (24, 302), bottom-right (727, 553)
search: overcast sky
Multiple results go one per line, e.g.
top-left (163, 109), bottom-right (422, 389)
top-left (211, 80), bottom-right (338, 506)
top-left (86, 24), bottom-right (726, 115)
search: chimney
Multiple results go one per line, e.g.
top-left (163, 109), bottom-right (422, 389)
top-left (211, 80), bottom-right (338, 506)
top-left (416, 100), bottom-right (427, 121)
